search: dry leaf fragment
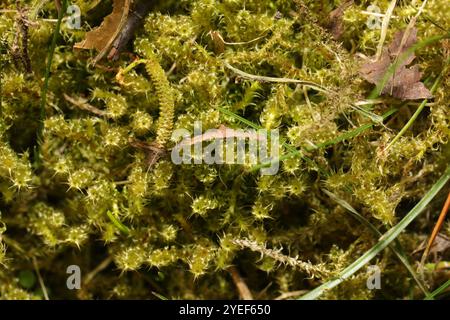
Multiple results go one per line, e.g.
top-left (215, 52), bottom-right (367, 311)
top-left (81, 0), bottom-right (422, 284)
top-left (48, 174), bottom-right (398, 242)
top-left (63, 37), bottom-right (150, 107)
top-left (208, 31), bottom-right (225, 54)
top-left (74, 0), bottom-right (131, 64)
top-left (326, 0), bottom-right (353, 40)
top-left (413, 233), bottom-right (450, 261)
top-left (360, 28), bottom-right (433, 100)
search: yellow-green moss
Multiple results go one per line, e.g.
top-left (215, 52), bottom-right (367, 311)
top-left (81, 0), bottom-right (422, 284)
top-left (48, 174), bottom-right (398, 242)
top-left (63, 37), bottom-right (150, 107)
top-left (0, 0), bottom-right (449, 299)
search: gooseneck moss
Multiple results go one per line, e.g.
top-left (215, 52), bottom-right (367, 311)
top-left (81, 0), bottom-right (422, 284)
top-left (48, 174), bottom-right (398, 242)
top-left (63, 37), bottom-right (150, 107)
top-left (0, 0), bottom-right (449, 300)
top-left (144, 54), bottom-right (175, 148)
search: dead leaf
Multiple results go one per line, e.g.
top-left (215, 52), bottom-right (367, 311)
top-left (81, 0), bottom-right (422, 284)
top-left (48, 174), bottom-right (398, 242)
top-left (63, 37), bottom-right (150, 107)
top-left (326, 0), bottom-right (353, 40)
top-left (209, 31), bottom-right (225, 54)
top-left (359, 28), bottom-right (433, 100)
top-left (413, 233), bottom-right (450, 260)
top-left (74, 0), bottom-right (131, 64)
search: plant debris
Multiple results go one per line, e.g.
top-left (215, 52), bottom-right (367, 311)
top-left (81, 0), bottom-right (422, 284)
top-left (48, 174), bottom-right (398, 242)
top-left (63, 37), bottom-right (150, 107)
top-left (74, 0), bottom-right (131, 63)
top-left (360, 27), bottom-right (433, 100)
top-left (414, 233), bottom-right (450, 261)
top-left (326, 0), bottom-right (354, 40)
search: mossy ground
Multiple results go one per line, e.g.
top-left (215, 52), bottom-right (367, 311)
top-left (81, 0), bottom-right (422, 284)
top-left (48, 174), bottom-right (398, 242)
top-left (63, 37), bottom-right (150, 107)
top-left (0, 0), bottom-right (449, 299)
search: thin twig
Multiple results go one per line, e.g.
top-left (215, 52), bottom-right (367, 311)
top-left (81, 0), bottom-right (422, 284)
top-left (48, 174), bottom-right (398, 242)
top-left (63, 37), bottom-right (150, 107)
top-left (420, 191), bottom-right (450, 267)
top-left (63, 93), bottom-right (107, 116)
top-left (209, 30), bottom-right (269, 46)
top-left (84, 256), bottom-right (113, 285)
top-left (176, 125), bottom-right (265, 147)
top-left (228, 266), bottom-right (253, 300)
top-left (360, 11), bottom-right (398, 18)
top-left (32, 257), bottom-right (49, 300)
top-left (375, 0), bottom-right (397, 61)
top-left (224, 62), bottom-right (331, 93)
top-left (107, 0), bottom-right (153, 61)
top-left (166, 61), bottom-right (177, 76)
top-left (303, 85), bottom-right (318, 121)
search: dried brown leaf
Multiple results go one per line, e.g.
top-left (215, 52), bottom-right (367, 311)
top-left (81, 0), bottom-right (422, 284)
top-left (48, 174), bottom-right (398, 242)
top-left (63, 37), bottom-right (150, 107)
top-left (209, 31), bottom-right (225, 54)
top-left (74, 0), bottom-right (131, 63)
top-left (326, 0), bottom-right (353, 40)
top-left (360, 28), bottom-right (433, 100)
top-left (413, 233), bottom-right (450, 260)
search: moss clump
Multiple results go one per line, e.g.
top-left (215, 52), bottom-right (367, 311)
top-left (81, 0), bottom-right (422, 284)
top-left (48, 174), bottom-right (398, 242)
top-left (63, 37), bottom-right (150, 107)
top-left (0, 0), bottom-right (449, 299)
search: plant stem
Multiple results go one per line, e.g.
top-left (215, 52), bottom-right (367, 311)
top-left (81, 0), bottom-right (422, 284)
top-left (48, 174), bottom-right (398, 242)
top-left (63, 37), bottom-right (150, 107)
top-left (36, 0), bottom-right (67, 167)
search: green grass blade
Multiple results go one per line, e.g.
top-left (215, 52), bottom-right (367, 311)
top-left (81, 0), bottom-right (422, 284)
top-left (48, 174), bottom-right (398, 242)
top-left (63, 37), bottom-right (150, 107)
top-left (216, 106), bottom-right (262, 130)
top-left (106, 210), bottom-right (131, 235)
top-left (425, 279), bottom-right (450, 300)
top-left (36, 0), bottom-right (68, 165)
top-left (152, 291), bottom-right (169, 300)
top-left (323, 189), bottom-right (428, 295)
top-left (252, 108), bottom-right (397, 172)
top-left (385, 56), bottom-right (450, 152)
top-left (368, 32), bottom-right (450, 100)
top-left (300, 165), bottom-right (450, 300)
top-left (309, 108), bottom-right (397, 151)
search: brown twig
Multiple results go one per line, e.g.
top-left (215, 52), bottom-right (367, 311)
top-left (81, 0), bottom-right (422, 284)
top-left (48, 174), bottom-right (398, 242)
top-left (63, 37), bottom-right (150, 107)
top-left (63, 93), bottom-right (107, 116)
top-left (420, 191), bottom-right (450, 266)
top-left (84, 256), bottom-right (113, 285)
top-left (224, 62), bottom-right (331, 93)
top-left (228, 266), bottom-right (253, 300)
top-left (32, 257), bottom-right (49, 300)
top-left (129, 138), bottom-right (166, 168)
top-left (176, 125), bottom-right (265, 147)
top-left (13, 1), bottom-right (32, 74)
top-left (108, 0), bottom-right (153, 61)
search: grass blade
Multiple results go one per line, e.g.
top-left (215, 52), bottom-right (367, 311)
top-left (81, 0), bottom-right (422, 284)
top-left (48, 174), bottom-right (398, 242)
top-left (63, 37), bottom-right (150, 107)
top-left (385, 56), bottom-right (450, 152)
top-left (425, 279), bottom-right (450, 300)
top-left (323, 189), bottom-right (428, 295)
top-left (300, 165), bottom-right (450, 300)
top-left (36, 0), bottom-right (68, 165)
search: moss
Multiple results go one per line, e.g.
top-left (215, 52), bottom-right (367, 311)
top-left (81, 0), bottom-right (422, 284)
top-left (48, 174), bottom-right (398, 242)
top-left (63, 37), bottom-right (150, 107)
top-left (0, 0), bottom-right (449, 299)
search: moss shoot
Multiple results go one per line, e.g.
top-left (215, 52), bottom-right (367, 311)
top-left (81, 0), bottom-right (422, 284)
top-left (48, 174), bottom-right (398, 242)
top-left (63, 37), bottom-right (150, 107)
top-left (0, 0), bottom-right (449, 300)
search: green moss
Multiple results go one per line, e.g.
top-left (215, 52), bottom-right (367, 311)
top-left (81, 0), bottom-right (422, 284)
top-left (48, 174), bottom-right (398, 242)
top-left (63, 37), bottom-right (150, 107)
top-left (0, 0), bottom-right (449, 299)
